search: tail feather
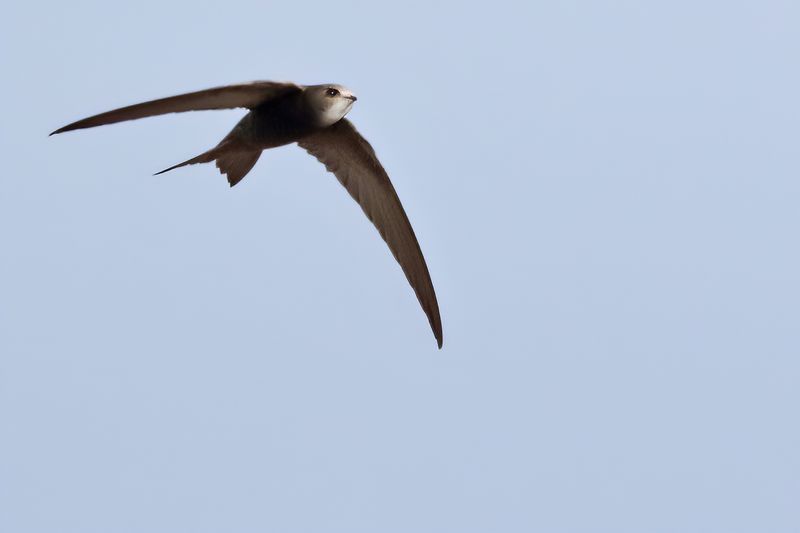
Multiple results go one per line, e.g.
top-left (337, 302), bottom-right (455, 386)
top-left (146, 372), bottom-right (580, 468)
top-left (153, 145), bottom-right (223, 176)
top-left (154, 142), bottom-right (261, 187)
top-left (215, 151), bottom-right (261, 187)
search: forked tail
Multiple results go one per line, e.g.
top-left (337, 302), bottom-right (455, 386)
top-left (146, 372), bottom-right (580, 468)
top-left (154, 141), bottom-right (261, 187)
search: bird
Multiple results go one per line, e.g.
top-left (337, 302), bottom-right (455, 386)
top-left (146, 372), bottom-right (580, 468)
top-left (51, 80), bottom-right (443, 348)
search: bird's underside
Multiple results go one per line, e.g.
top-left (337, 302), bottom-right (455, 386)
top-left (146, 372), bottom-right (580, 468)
top-left (51, 80), bottom-right (443, 348)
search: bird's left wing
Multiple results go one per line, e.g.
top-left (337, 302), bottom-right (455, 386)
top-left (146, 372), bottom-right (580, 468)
top-left (51, 81), bottom-right (302, 135)
top-left (298, 119), bottom-right (443, 348)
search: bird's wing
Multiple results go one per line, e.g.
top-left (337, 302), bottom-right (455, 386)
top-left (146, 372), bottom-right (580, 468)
top-left (51, 81), bottom-right (302, 135)
top-left (298, 119), bottom-right (443, 348)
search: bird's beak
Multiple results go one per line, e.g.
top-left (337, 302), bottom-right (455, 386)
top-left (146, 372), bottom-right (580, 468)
top-left (346, 95), bottom-right (358, 102)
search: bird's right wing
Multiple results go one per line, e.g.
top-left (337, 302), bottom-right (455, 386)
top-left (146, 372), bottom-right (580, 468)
top-left (51, 81), bottom-right (302, 135)
top-left (299, 119), bottom-right (443, 348)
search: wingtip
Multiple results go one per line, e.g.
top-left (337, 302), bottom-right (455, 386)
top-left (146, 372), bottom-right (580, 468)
top-left (50, 124), bottom-right (73, 136)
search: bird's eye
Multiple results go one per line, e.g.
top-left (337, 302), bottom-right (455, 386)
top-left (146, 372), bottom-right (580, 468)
top-left (326, 88), bottom-right (340, 97)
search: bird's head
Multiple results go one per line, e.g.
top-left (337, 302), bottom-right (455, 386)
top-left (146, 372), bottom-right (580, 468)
top-left (305, 84), bottom-right (357, 127)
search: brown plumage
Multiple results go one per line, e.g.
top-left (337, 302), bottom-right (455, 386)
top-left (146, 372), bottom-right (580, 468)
top-left (51, 80), bottom-right (443, 348)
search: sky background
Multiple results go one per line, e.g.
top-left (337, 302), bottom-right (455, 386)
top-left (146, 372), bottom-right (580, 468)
top-left (2, 1), bottom-right (799, 531)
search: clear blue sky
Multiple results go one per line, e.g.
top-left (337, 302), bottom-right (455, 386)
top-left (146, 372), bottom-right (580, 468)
top-left (2, 1), bottom-right (799, 531)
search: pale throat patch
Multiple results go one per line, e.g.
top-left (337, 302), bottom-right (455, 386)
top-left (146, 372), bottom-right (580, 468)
top-left (319, 99), bottom-right (354, 127)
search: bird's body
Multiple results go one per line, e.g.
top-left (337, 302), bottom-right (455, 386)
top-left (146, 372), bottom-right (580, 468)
top-left (152, 84), bottom-right (355, 184)
top-left (52, 80), bottom-right (443, 347)
top-left (242, 95), bottom-right (313, 147)
top-left (231, 87), bottom-right (321, 148)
